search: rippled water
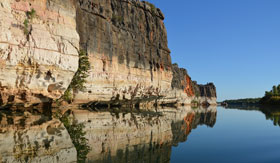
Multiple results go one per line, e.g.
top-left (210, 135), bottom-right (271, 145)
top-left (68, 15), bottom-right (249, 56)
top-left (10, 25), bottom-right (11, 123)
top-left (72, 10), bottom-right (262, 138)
top-left (0, 105), bottom-right (279, 163)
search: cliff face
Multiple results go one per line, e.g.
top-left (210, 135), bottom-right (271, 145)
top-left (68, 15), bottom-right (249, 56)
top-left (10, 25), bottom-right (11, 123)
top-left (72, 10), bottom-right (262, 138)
top-left (73, 0), bottom-right (216, 106)
top-left (0, 0), bottom-right (216, 107)
top-left (0, 0), bottom-right (79, 106)
top-left (74, 0), bottom-right (173, 104)
top-left (171, 64), bottom-right (195, 97)
top-left (171, 64), bottom-right (217, 105)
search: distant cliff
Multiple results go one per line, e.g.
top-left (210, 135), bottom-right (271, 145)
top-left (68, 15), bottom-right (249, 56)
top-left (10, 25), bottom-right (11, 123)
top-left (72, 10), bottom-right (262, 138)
top-left (171, 64), bottom-right (216, 105)
top-left (0, 0), bottom-right (216, 108)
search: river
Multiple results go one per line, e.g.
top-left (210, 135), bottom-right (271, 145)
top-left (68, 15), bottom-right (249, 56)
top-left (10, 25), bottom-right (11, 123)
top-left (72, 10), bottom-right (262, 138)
top-left (0, 105), bottom-right (279, 163)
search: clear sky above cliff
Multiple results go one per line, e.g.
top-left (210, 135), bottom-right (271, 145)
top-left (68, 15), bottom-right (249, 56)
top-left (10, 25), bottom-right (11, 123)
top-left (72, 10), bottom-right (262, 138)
top-left (148, 0), bottom-right (280, 101)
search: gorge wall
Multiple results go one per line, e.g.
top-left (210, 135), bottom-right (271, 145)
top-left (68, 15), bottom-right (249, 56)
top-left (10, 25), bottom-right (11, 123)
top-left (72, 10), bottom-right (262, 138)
top-left (0, 0), bottom-right (216, 107)
top-left (0, 0), bottom-right (79, 106)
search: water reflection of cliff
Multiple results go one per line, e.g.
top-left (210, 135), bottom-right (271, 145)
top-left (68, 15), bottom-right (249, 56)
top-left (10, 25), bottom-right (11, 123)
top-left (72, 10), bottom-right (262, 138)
top-left (0, 106), bottom-right (217, 163)
top-left (172, 107), bottom-right (217, 147)
top-left (0, 108), bottom-right (76, 163)
top-left (72, 106), bottom-right (217, 163)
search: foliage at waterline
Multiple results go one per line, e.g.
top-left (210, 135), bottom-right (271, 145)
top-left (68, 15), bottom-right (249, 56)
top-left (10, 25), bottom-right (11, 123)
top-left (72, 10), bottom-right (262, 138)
top-left (223, 98), bottom-right (261, 106)
top-left (61, 50), bottom-right (90, 103)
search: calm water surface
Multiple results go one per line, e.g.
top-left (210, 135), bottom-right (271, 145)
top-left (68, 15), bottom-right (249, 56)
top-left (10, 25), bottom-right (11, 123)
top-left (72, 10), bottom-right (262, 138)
top-left (171, 106), bottom-right (280, 163)
top-left (0, 106), bottom-right (280, 163)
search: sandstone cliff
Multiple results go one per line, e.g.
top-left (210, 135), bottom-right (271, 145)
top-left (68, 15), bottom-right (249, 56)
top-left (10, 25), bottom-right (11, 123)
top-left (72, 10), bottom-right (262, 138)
top-left (0, 0), bottom-right (216, 107)
top-left (74, 0), bottom-right (173, 105)
top-left (170, 63), bottom-right (217, 105)
top-left (0, 0), bottom-right (79, 106)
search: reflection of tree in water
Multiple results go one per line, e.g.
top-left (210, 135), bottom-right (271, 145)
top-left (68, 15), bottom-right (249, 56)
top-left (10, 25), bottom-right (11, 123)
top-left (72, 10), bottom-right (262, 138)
top-left (260, 107), bottom-right (280, 126)
top-left (224, 106), bottom-right (280, 127)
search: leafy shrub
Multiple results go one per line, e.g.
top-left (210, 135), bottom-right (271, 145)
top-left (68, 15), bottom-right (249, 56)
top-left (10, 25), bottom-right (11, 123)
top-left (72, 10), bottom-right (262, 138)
top-left (23, 8), bottom-right (36, 37)
top-left (61, 50), bottom-right (90, 103)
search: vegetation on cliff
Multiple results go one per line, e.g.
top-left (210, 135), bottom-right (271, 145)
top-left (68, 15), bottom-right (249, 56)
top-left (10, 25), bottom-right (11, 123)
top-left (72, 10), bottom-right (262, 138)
top-left (61, 50), bottom-right (90, 103)
top-left (23, 8), bottom-right (36, 39)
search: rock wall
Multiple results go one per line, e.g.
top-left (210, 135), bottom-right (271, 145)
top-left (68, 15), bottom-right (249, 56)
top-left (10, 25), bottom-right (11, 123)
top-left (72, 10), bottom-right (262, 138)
top-left (0, 0), bottom-right (79, 106)
top-left (193, 81), bottom-right (217, 105)
top-left (73, 0), bottom-right (216, 106)
top-left (74, 0), bottom-right (173, 105)
top-left (0, 0), bottom-right (216, 107)
top-left (171, 64), bottom-right (217, 105)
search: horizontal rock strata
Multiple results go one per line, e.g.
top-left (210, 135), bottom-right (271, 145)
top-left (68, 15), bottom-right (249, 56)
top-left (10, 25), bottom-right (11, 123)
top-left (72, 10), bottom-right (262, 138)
top-left (74, 0), bottom-right (173, 105)
top-left (0, 0), bottom-right (216, 107)
top-left (0, 0), bottom-right (79, 106)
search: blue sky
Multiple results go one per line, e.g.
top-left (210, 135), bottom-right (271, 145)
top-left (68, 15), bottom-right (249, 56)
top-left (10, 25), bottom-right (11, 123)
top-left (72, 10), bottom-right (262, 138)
top-left (147, 0), bottom-right (280, 101)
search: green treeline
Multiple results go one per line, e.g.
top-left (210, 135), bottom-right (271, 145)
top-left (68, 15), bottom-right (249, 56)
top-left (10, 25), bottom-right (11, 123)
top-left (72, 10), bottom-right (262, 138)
top-left (223, 84), bottom-right (280, 106)
top-left (223, 98), bottom-right (261, 106)
top-left (260, 84), bottom-right (280, 105)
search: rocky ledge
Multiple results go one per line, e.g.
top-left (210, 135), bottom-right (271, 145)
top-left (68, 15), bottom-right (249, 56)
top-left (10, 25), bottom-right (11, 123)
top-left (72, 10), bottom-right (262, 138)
top-left (0, 0), bottom-right (216, 108)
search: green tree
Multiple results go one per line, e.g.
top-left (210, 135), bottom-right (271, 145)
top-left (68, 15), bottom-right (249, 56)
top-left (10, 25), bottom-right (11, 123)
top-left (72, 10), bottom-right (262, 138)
top-left (273, 85), bottom-right (278, 96)
top-left (265, 91), bottom-right (272, 97)
top-left (277, 84), bottom-right (280, 94)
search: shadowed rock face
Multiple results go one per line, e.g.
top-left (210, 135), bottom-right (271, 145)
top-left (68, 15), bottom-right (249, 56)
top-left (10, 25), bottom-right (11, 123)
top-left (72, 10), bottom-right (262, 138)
top-left (171, 64), bottom-right (217, 105)
top-left (193, 82), bottom-right (217, 98)
top-left (74, 0), bottom-right (173, 104)
top-left (171, 63), bottom-right (195, 97)
top-left (73, 0), bottom-right (217, 106)
top-left (171, 64), bottom-right (217, 98)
